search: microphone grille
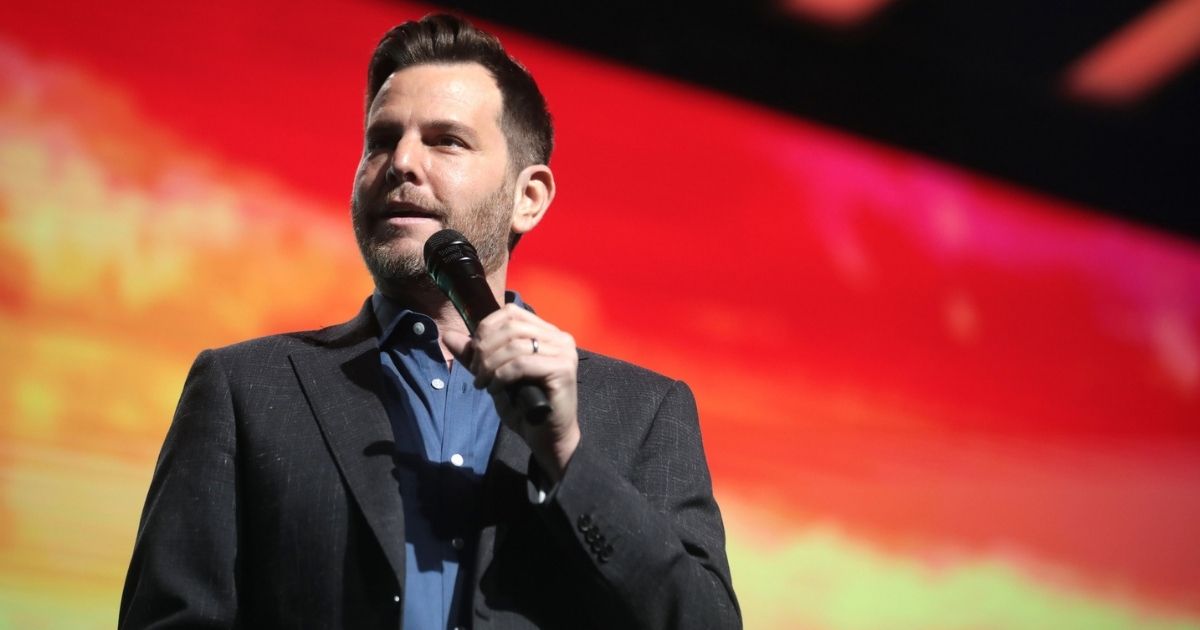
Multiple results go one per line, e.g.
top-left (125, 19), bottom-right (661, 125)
top-left (424, 229), bottom-right (479, 272)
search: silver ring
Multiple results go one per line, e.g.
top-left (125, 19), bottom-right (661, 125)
top-left (531, 338), bottom-right (540, 354)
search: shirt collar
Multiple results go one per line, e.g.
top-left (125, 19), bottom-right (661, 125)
top-left (372, 289), bottom-right (528, 348)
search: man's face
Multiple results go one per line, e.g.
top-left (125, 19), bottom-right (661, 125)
top-left (352, 62), bottom-right (514, 287)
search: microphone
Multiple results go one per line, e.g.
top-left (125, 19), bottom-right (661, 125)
top-left (424, 229), bottom-right (552, 424)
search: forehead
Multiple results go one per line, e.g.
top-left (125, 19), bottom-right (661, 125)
top-left (368, 62), bottom-right (503, 125)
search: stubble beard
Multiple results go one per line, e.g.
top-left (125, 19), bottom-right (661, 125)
top-left (352, 183), bottom-right (513, 296)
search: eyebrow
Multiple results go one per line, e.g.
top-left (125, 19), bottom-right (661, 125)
top-left (365, 118), bottom-right (481, 143)
top-left (425, 119), bottom-right (479, 143)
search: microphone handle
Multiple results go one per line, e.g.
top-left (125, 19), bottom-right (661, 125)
top-left (448, 275), bottom-right (552, 425)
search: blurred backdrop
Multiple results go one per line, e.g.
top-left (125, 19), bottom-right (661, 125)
top-left (1, 1), bottom-right (1198, 628)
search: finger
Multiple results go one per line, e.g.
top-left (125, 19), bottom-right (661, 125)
top-left (503, 303), bottom-right (562, 332)
top-left (442, 329), bottom-right (474, 365)
top-left (474, 330), bottom-right (575, 389)
top-left (473, 303), bottom-right (559, 343)
top-left (487, 354), bottom-right (571, 388)
top-left (476, 330), bottom-right (564, 378)
top-left (473, 319), bottom-right (548, 358)
top-left (472, 320), bottom-right (563, 379)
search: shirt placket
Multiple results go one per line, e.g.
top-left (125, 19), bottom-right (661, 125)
top-left (443, 358), bottom-right (478, 628)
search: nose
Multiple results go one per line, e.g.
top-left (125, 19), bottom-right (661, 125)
top-left (386, 133), bottom-right (424, 185)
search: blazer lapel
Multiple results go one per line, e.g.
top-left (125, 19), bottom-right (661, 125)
top-left (288, 302), bottom-right (407, 589)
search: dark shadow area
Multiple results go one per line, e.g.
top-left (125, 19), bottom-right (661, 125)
top-left (428, 0), bottom-right (1200, 240)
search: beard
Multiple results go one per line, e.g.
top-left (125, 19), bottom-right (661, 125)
top-left (351, 181), bottom-right (513, 293)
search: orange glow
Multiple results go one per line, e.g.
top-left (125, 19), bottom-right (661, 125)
top-left (1066, 0), bottom-right (1200, 105)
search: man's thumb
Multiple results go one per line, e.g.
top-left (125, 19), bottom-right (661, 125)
top-left (442, 329), bottom-right (473, 364)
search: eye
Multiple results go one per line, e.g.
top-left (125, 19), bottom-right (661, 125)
top-left (365, 129), bottom-right (398, 153)
top-left (434, 135), bottom-right (466, 148)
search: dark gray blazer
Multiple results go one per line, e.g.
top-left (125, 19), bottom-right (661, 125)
top-left (119, 300), bottom-right (740, 629)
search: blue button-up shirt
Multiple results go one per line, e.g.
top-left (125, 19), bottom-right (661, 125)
top-left (373, 291), bottom-right (512, 630)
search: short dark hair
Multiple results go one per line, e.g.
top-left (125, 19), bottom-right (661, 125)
top-left (366, 14), bottom-right (554, 171)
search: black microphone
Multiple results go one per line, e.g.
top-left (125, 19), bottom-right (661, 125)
top-left (424, 229), bottom-right (552, 424)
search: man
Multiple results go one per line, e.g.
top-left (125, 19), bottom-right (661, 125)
top-left (120, 14), bottom-right (739, 630)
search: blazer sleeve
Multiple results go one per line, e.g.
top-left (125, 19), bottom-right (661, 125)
top-left (119, 349), bottom-right (240, 629)
top-left (535, 379), bottom-right (742, 630)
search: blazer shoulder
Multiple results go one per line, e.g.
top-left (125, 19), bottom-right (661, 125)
top-left (203, 302), bottom-right (377, 368)
top-left (199, 331), bottom-right (308, 366)
top-left (577, 348), bottom-right (685, 395)
top-left (211, 330), bottom-right (318, 356)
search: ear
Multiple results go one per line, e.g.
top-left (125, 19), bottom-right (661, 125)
top-left (509, 164), bottom-right (556, 237)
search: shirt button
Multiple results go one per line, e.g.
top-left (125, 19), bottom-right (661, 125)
top-left (450, 453), bottom-right (464, 467)
top-left (412, 321), bottom-right (426, 335)
top-left (393, 595), bottom-right (400, 603)
top-left (432, 378), bottom-right (446, 390)
top-left (451, 537), bottom-right (465, 550)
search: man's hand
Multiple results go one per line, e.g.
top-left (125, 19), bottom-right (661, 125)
top-left (442, 304), bottom-right (580, 481)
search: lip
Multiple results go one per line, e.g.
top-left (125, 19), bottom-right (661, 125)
top-left (378, 201), bottom-right (442, 225)
top-left (384, 215), bottom-right (441, 227)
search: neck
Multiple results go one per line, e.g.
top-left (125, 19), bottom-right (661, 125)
top-left (376, 261), bottom-right (509, 363)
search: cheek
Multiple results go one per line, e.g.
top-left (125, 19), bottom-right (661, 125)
top-left (440, 159), bottom-right (505, 200)
top-left (353, 157), bottom-right (384, 194)
top-left (433, 159), bottom-right (472, 191)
